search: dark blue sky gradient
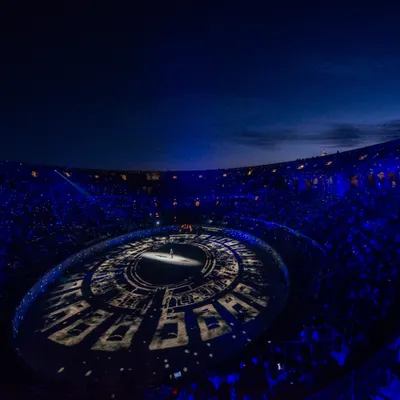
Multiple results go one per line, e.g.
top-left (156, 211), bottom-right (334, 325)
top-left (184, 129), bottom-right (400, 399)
top-left (1, 4), bottom-right (400, 170)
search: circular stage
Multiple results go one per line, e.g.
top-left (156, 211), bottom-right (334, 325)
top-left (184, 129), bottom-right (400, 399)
top-left (14, 227), bottom-right (289, 384)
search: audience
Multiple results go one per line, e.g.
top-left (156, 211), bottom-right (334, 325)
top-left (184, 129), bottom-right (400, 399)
top-left (2, 139), bottom-right (400, 399)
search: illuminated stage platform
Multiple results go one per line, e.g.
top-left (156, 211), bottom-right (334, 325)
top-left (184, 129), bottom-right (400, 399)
top-left (14, 227), bottom-right (289, 385)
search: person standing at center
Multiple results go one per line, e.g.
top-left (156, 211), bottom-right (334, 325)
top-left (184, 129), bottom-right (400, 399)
top-left (170, 248), bottom-right (174, 259)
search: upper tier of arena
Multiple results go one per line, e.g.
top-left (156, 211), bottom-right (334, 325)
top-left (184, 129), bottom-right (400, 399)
top-left (1, 138), bottom-right (400, 198)
top-left (1, 137), bottom-right (400, 176)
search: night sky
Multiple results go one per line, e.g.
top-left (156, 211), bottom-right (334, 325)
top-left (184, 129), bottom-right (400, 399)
top-left (2, 3), bottom-right (400, 171)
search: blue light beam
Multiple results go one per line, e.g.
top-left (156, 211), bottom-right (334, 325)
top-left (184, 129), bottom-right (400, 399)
top-left (54, 170), bottom-right (91, 197)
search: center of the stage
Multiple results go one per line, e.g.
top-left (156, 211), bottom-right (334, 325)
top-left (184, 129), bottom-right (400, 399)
top-left (135, 244), bottom-right (206, 286)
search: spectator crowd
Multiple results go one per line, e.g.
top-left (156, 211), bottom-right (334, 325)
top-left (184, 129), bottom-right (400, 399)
top-left (2, 141), bottom-right (400, 399)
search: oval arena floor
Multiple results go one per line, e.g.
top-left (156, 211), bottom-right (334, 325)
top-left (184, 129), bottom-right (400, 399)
top-left (14, 225), bottom-right (323, 386)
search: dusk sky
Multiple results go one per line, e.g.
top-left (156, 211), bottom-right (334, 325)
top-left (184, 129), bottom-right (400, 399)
top-left (2, 3), bottom-right (400, 170)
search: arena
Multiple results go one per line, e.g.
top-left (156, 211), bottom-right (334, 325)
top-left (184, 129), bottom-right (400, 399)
top-left (2, 139), bottom-right (400, 399)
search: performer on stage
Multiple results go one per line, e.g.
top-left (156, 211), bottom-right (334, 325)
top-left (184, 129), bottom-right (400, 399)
top-left (170, 248), bottom-right (174, 259)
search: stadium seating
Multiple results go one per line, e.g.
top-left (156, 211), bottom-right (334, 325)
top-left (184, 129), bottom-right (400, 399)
top-left (2, 139), bottom-right (400, 399)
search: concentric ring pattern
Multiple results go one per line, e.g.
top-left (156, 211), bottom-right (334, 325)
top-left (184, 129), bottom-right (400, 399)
top-left (15, 226), bottom-right (289, 383)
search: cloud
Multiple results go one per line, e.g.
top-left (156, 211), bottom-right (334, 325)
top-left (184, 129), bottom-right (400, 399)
top-left (317, 124), bottom-right (365, 148)
top-left (311, 57), bottom-right (400, 79)
top-left (319, 121), bottom-right (400, 148)
top-left (233, 129), bottom-right (296, 148)
top-left (230, 120), bottom-right (400, 150)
